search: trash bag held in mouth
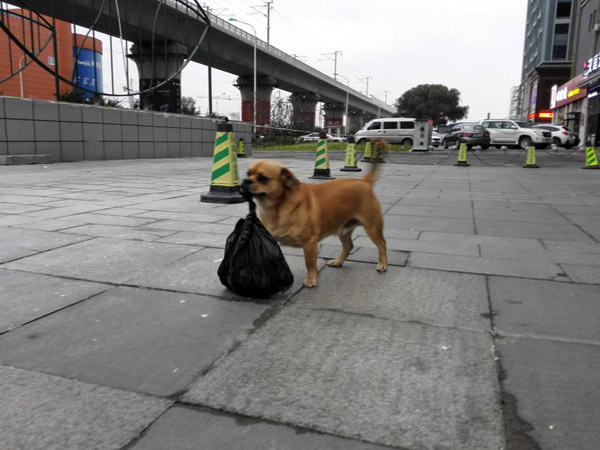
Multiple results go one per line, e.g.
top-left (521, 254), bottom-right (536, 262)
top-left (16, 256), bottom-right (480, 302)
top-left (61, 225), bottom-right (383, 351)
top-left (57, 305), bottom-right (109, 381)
top-left (218, 191), bottom-right (294, 298)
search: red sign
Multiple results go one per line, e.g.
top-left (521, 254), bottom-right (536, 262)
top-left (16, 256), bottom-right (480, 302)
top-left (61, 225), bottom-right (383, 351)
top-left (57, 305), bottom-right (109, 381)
top-left (326, 118), bottom-right (343, 127)
top-left (551, 74), bottom-right (588, 109)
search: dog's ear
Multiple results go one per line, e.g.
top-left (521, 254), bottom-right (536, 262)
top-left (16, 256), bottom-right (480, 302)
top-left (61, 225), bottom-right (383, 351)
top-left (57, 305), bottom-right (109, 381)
top-left (281, 167), bottom-right (299, 188)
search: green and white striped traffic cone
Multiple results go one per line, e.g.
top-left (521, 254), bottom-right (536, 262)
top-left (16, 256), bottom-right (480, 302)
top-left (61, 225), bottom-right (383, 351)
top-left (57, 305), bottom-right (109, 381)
top-left (341, 136), bottom-right (361, 172)
top-left (583, 146), bottom-right (600, 169)
top-left (309, 131), bottom-right (335, 179)
top-left (201, 122), bottom-right (245, 203)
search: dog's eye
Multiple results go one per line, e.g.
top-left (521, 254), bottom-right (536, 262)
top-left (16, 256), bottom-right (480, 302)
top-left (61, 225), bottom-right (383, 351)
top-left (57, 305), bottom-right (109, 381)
top-left (258, 175), bottom-right (268, 183)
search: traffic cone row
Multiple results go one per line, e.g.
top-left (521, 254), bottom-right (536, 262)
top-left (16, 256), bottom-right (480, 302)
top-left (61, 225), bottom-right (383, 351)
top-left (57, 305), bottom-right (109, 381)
top-left (202, 128), bottom-right (600, 204)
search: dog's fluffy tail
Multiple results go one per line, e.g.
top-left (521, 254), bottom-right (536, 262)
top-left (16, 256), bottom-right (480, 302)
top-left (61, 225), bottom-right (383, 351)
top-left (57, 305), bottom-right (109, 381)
top-left (363, 163), bottom-right (379, 186)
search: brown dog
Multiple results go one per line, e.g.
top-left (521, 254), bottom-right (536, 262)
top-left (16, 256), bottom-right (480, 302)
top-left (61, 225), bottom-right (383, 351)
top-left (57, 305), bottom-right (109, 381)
top-left (241, 160), bottom-right (387, 287)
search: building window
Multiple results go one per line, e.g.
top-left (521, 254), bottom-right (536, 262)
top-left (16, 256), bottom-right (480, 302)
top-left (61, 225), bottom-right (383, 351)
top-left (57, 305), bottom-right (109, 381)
top-left (556, 1), bottom-right (571, 18)
top-left (553, 44), bottom-right (567, 59)
top-left (555, 23), bottom-right (569, 35)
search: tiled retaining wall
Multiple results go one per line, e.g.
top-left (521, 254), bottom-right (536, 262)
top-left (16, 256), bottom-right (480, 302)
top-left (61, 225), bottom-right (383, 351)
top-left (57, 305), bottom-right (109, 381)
top-left (0, 96), bottom-right (252, 162)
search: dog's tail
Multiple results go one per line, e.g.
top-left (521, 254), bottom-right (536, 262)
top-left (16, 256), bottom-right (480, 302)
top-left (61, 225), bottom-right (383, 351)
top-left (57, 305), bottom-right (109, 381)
top-left (363, 138), bottom-right (386, 186)
top-left (363, 163), bottom-right (379, 186)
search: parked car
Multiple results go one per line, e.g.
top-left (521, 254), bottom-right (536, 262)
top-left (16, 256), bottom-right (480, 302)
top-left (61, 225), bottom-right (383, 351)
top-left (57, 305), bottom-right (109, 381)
top-left (438, 122), bottom-right (478, 137)
top-left (532, 124), bottom-right (579, 148)
top-left (432, 131), bottom-right (442, 147)
top-left (354, 118), bottom-right (415, 146)
top-left (297, 132), bottom-right (345, 143)
top-left (480, 119), bottom-right (552, 149)
top-left (442, 124), bottom-right (491, 149)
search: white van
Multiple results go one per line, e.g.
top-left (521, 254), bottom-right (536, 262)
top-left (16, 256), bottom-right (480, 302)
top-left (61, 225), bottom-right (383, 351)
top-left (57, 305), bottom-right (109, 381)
top-left (354, 118), bottom-right (416, 145)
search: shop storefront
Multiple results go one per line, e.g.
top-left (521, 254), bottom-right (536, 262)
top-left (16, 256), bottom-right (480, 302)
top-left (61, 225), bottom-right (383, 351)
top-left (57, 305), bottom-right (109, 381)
top-left (550, 74), bottom-right (588, 142)
top-left (579, 50), bottom-right (600, 145)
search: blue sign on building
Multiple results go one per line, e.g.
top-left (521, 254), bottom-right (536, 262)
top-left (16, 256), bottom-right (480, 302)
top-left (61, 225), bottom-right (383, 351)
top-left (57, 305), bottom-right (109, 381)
top-left (73, 47), bottom-right (103, 99)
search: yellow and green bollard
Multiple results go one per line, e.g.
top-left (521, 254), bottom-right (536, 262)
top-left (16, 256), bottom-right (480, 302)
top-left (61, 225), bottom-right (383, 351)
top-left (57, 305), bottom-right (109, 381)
top-left (201, 122), bottom-right (245, 203)
top-left (362, 140), bottom-right (372, 162)
top-left (237, 138), bottom-right (247, 158)
top-left (309, 131), bottom-right (335, 179)
top-left (523, 145), bottom-right (539, 168)
top-left (341, 136), bottom-right (361, 172)
top-left (454, 141), bottom-right (470, 167)
top-left (583, 146), bottom-right (600, 169)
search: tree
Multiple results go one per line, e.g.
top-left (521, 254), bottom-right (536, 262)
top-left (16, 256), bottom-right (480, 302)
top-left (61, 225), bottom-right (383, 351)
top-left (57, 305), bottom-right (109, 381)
top-left (181, 96), bottom-right (199, 115)
top-left (394, 84), bottom-right (468, 127)
top-left (271, 94), bottom-right (293, 128)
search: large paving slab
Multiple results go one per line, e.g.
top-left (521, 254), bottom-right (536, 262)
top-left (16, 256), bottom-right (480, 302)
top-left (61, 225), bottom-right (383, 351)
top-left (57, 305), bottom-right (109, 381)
top-left (297, 263), bottom-right (490, 332)
top-left (124, 246), bottom-right (323, 302)
top-left (489, 277), bottom-right (600, 343)
top-left (3, 237), bottom-right (198, 284)
top-left (129, 406), bottom-right (393, 450)
top-left (0, 226), bottom-right (90, 251)
top-left (0, 365), bottom-right (171, 450)
top-left (184, 307), bottom-right (504, 449)
top-left (0, 269), bottom-right (109, 333)
top-left (496, 337), bottom-right (600, 450)
top-left (0, 287), bottom-right (269, 396)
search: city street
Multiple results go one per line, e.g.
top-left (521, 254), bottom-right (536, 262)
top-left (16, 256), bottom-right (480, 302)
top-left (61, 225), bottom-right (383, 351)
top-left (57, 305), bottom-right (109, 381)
top-left (1, 153), bottom-right (599, 450)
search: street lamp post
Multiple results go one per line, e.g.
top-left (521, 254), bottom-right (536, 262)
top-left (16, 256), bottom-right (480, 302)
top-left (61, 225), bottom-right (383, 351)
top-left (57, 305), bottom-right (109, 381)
top-left (229, 18), bottom-right (257, 133)
top-left (19, 55), bottom-right (26, 97)
top-left (337, 74), bottom-right (351, 136)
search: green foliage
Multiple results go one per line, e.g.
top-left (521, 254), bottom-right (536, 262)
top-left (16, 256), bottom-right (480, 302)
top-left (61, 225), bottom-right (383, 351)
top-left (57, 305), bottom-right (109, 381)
top-left (181, 96), bottom-right (199, 115)
top-left (395, 84), bottom-right (468, 127)
top-left (57, 90), bottom-right (122, 108)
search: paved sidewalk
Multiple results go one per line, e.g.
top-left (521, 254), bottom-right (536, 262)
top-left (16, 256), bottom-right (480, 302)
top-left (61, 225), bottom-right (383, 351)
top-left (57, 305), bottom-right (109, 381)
top-left (1, 154), bottom-right (599, 450)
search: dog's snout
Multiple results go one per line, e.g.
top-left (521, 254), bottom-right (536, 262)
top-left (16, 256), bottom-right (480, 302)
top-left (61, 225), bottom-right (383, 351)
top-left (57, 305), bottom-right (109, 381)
top-left (242, 178), bottom-right (252, 186)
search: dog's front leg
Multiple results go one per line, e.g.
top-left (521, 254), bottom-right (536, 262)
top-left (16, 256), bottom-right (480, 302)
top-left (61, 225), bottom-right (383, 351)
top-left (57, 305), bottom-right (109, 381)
top-left (302, 239), bottom-right (319, 287)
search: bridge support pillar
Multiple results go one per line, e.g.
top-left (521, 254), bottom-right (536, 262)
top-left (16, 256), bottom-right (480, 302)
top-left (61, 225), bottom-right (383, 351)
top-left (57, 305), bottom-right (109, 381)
top-left (323, 103), bottom-right (345, 136)
top-left (347, 110), bottom-right (365, 135)
top-left (290, 93), bottom-right (319, 131)
top-left (235, 76), bottom-right (277, 127)
top-left (129, 42), bottom-right (188, 113)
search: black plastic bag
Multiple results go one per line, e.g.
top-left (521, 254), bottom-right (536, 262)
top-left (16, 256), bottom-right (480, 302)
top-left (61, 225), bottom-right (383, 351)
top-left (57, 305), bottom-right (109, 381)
top-left (218, 194), bottom-right (294, 298)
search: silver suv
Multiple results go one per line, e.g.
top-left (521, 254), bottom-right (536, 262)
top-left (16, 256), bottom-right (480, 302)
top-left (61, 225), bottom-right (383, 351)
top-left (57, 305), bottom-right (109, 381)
top-left (480, 120), bottom-right (552, 149)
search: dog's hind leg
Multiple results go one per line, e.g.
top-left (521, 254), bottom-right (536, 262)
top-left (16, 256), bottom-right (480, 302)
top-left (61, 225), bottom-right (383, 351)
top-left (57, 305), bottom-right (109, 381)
top-left (326, 226), bottom-right (355, 268)
top-left (363, 216), bottom-right (387, 272)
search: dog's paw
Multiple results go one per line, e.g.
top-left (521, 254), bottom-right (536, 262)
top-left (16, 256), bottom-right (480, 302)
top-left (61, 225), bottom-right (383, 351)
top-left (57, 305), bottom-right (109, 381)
top-left (326, 259), bottom-right (343, 268)
top-left (376, 263), bottom-right (388, 272)
top-left (303, 276), bottom-right (317, 288)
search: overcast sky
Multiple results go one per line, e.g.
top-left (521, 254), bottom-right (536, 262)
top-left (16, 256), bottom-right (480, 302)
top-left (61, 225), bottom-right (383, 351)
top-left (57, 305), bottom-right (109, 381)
top-left (93, 0), bottom-right (528, 123)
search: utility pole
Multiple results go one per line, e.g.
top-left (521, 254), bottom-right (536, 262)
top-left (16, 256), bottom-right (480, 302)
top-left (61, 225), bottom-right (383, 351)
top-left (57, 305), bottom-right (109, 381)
top-left (381, 90), bottom-right (390, 103)
top-left (322, 51), bottom-right (342, 80)
top-left (251, 1), bottom-right (274, 45)
top-left (360, 76), bottom-right (372, 96)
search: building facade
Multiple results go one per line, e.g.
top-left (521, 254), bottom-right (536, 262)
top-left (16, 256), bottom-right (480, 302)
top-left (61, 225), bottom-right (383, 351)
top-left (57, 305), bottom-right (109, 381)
top-left (516, 0), bottom-right (579, 122)
top-left (549, 0), bottom-right (600, 145)
top-left (0, 9), bottom-right (102, 101)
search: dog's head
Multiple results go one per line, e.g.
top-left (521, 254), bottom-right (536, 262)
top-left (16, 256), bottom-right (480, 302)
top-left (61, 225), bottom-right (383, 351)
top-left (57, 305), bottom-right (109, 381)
top-left (241, 160), bottom-right (299, 202)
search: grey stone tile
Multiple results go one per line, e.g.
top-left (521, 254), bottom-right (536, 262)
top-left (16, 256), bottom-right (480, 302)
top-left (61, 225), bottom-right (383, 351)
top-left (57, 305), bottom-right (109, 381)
top-left (0, 269), bottom-right (108, 332)
top-left (34, 121), bottom-right (60, 141)
top-left (82, 104), bottom-right (102, 123)
top-left (135, 211), bottom-right (231, 223)
top-left (33, 101), bottom-right (59, 121)
top-left (480, 245), bottom-right (600, 266)
top-left (561, 264), bottom-right (600, 284)
top-left (355, 235), bottom-right (479, 256)
top-left (61, 142), bottom-right (84, 161)
top-left (297, 263), bottom-right (489, 331)
top-left (155, 231), bottom-right (229, 247)
top-left (22, 204), bottom-right (111, 219)
top-left (13, 218), bottom-right (83, 232)
top-left (0, 287), bottom-right (269, 396)
top-left (60, 121), bottom-right (83, 141)
top-left (129, 406), bottom-right (391, 450)
top-left (496, 337), bottom-right (600, 450)
top-left (490, 277), bottom-right (600, 343)
top-left (408, 252), bottom-right (566, 281)
top-left (386, 204), bottom-right (472, 218)
top-left (474, 208), bottom-right (571, 224)
top-left (0, 226), bottom-right (89, 252)
top-left (3, 238), bottom-right (196, 284)
top-left (64, 224), bottom-right (177, 241)
top-left (184, 308), bottom-right (503, 450)
top-left (348, 247), bottom-right (408, 266)
top-left (6, 119), bottom-right (34, 142)
top-left (0, 202), bottom-right (47, 214)
top-left (7, 141), bottom-right (36, 155)
top-left (125, 247), bottom-right (316, 301)
top-left (475, 219), bottom-right (593, 242)
top-left (384, 215), bottom-right (475, 233)
top-left (3, 97), bottom-right (33, 119)
top-left (0, 245), bottom-right (38, 264)
top-left (64, 213), bottom-right (156, 227)
top-left (59, 103), bottom-right (82, 121)
top-left (0, 365), bottom-right (171, 450)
